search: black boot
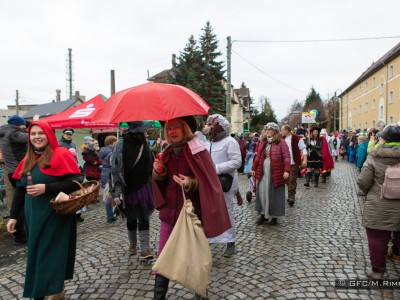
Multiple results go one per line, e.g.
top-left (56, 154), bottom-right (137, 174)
top-left (154, 274), bottom-right (169, 300)
top-left (321, 173), bottom-right (326, 183)
top-left (314, 173), bottom-right (320, 187)
top-left (304, 172), bottom-right (311, 187)
top-left (256, 214), bottom-right (265, 225)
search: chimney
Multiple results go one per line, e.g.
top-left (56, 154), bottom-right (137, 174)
top-left (56, 89), bottom-right (61, 102)
top-left (75, 90), bottom-right (80, 96)
top-left (172, 54), bottom-right (177, 68)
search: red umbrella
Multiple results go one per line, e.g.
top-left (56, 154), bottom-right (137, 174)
top-left (41, 94), bottom-right (117, 129)
top-left (91, 82), bottom-right (210, 123)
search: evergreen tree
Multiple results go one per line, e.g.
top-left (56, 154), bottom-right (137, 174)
top-left (198, 21), bottom-right (226, 114)
top-left (168, 35), bottom-right (202, 93)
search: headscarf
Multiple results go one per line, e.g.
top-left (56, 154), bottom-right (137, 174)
top-left (13, 120), bottom-right (80, 179)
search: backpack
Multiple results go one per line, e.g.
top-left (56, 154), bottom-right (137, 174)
top-left (110, 138), bottom-right (126, 209)
top-left (378, 163), bottom-right (400, 200)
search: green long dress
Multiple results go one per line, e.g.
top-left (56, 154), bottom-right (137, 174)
top-left (18, 165), bottom-right (80, 298)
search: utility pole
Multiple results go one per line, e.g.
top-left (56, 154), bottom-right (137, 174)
top-left (111, 70), bottom-right (116, 95)
top-left (226, 36), bottom-right (232, 125)
top-left (15, 90), bottom-right (19, 115)
top-left (68, 48), bottom-right (73, 99)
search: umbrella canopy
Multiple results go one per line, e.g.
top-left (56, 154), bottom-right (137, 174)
top-left (41, 94), bottom-right (117, 129)
top-left (91, 82), bottom-right (210, 123)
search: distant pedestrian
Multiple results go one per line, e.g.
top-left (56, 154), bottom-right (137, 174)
top-left (281, 125), bottom-right (307, 206)
top-left (0, 114), bottom-right (28, 245)
top-left (304, 127), bottom-right (323, 187)
top-left (99, 135), bottom-right (118, 223)
top-left (252, 122), bottom-right (291, 225)
top-left (356, 135), bottom-right (368, 171)
top-left (58, 127), bottom-right (77, 150)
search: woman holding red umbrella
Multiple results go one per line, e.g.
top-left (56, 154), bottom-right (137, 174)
top-left (152, 116), bottom-right (231, 300)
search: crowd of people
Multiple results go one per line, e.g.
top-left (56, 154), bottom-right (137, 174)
top-left (1, 113), bottom-right (400, 299)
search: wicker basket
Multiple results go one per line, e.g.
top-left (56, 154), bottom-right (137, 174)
top-left (50, 180), bottom-right (100, 215)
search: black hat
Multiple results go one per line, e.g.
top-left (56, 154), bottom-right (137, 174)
top-left (126, 121), bottom-right (153, 134)
top-left (311, 126), bottom-right (321, 133)
top-left (161, 116), bottom-right (197, 133)
top-left (381, 123), bottom-right (400, 142)
top-left (63, 128), bottom-right (74, 134)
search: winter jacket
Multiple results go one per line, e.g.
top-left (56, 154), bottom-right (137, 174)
top-left (0, 124), bottom-right (28, 173)
top-left (99, 145), bottom-right (113, 188)
top-left (357, 144), bottom-right (400, 231)
top-left (82, 147), bottom-right (102, 180)
top-left (252, 139), bottom-right (291, 187)
top-left (58, 136), bottom-right (77, 150)
top-left (356, 141), bottom-right (369, 169)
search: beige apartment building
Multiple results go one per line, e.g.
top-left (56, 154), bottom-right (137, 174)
top-left (340, 42), bottom-right (400, 131)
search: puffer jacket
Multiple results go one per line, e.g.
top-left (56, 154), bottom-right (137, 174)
top-left (252, 139), bottom-right (291, 187)
top-left (0, 124), bottom-right (28, 173)
top-left (357, 144), bottom-right (400, 231)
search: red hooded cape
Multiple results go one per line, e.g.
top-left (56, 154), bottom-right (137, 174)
top-left (321, 136), bottom-right (334, 173)
top-left (152, 142), bottom-right (231, 238)
top-left (13, 120), bottom-right (81, 179)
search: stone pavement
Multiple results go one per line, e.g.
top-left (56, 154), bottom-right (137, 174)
top-left (1, 160), bottom-right (400, 299)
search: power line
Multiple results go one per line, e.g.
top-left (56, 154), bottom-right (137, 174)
top-left (233, 35), bottom-right (400, 43)
top-left (232, 49), bottom-right (306, 94)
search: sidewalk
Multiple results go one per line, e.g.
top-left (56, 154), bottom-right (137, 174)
top-left (1, 160), bottom-right (399, 299)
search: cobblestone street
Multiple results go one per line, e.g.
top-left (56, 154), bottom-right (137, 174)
top-left (1, 160), bottom-right (400, 299)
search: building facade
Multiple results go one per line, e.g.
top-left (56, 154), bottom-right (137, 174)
top-left (340, 43), bottom-right (400, 130)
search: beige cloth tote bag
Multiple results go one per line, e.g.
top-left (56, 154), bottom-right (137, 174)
top-left (152, 187), bottom-right (212, 297)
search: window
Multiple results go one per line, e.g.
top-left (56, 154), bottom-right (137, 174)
top-left (379, 106), bottom-right (384, 118)
top-left (389, 91), bottom-right (394, 103)
top-left (365, 81), bottom-right (368, 91)
top-left (372, 77), bottom-right (376, 87)
top-left (359, 105), bottom-right (362, 114)
top-left (389, 65), bottom-right (394, 79)
top-left (372, 120), bottom-right (376, 128)
top-left (365, 101), bottom-right (368, 112)
top-left (365, 122), bottom-right (368, 128)
top-left (359, 86), bottom-right (362, 95)
top-left (380, 83), bottom-right (384, 95)
top-left (372, 99), bottom-right (376, 109)
top-left (389, 116), bottom-right (393, 123)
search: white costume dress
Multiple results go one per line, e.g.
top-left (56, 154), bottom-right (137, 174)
top-left (206, 136), bottom-right (242, 243)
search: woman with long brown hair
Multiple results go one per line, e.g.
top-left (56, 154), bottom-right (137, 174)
top-left (7, 120), bottom-right (81, 300)
top-left (252, 122), bottom-right (291, 226)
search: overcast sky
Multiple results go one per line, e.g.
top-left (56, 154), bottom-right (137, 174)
top-left (1, 0), bottom-right (399, 120)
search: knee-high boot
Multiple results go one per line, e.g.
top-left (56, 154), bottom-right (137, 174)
top-left (154, 274), bottom-right (169, 300)
top-left (304, 172), bottom-right (311, 187)
top-left (314, 172), bottom-right (320, 187)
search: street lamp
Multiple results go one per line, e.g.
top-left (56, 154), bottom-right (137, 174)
top-left (334, 89), bottom-right (342, 132)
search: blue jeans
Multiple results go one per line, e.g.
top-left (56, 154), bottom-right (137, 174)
top-left (105, 204), bottom-right (114, 221)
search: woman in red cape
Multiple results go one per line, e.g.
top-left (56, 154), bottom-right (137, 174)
top-left (7, 120), bottom-right (81, 300)
top-left (152, 116), bottom-right (231, 300)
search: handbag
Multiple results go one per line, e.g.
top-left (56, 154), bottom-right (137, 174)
top-left (152, 186), bottom-right (212, 297)
top-left (218, 173), bottom-right (233, 192)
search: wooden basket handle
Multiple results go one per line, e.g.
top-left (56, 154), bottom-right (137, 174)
top-left (72, 180), bottom-right (88, 195)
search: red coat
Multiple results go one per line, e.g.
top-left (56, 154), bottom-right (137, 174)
top-left (252, 140), bottom-right (291, 187)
